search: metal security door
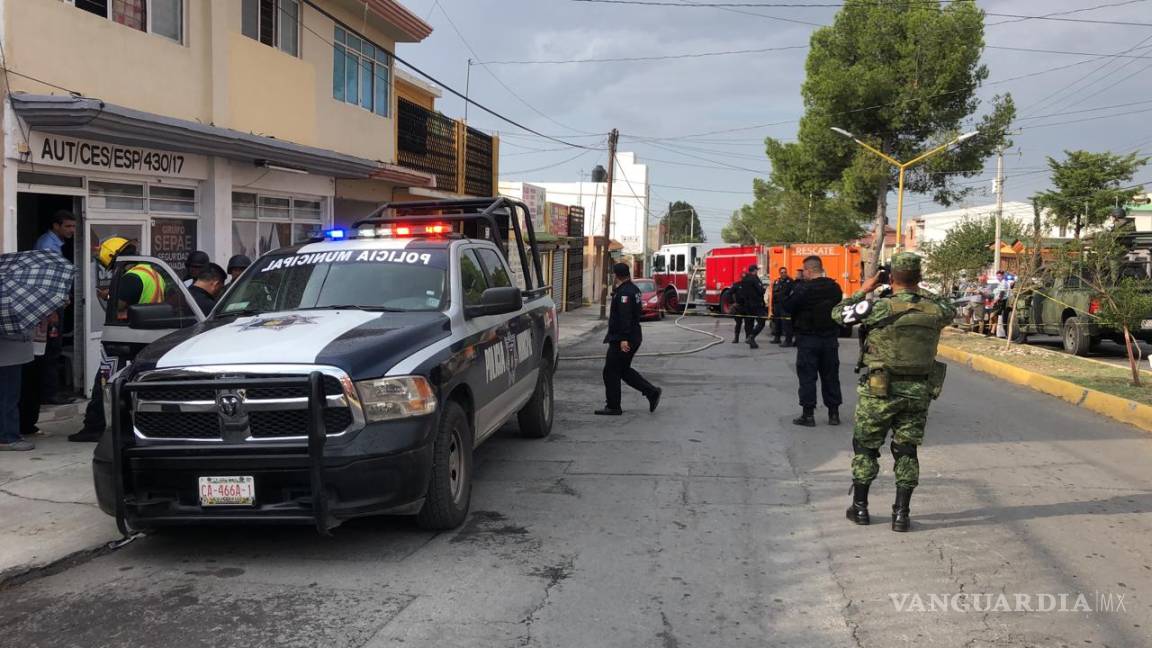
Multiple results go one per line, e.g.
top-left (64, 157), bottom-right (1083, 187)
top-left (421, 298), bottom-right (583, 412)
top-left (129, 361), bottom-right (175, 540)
top-left (551, 249), bottom-right (565, 312)
top-left (566, 246), bottom-right (583, 310)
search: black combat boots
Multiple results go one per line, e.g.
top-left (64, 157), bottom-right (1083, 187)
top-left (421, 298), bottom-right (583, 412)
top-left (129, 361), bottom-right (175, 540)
top-left (747, 335), bottom-right (759, 349)
top-left (846, 483), bottom-right (870, 525)
top-left (891, 486), bottom-right (913, 532)
top-left (828, 407), bottom-right (841, 426)
top-left (792, 407), bottom-right (816, 427)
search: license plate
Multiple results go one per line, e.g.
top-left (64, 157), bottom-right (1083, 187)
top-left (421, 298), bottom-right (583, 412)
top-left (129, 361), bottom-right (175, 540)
top-left (1142, 319), bottom-right (1152, 330)
top-left (198, 476), bottom-right (255, 506)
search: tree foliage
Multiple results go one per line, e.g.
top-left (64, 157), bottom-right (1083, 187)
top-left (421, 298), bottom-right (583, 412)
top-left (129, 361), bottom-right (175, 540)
top-left (1032, 150), bottom-right (1148, 239)
top-left (921, 215), bottom-right (1022, 291)
top-left (766, 0), bottom-right (1015, 274)
top-left (721, 179), bottom-right (864, 244)
top-left (663, 200), bottom-right (705, 243)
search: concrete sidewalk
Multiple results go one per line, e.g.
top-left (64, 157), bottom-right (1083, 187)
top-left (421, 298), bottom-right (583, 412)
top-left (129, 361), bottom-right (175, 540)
top-left (0, 402), bottom-right (116, 583)
top-left (0, 304), bottom-right (607, 584)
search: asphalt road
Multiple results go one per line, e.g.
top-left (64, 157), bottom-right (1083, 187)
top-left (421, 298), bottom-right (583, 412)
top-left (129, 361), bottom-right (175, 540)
top-left (3, 317), bottom-right (1152, 647)
top-left (1020, 332), bottom-right (1152, 371)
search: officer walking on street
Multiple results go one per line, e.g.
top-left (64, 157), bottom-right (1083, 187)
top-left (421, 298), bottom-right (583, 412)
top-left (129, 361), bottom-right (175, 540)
top-left (729, 279), bottom-right (746, 344)
top-left (781, 255), bottom-right (843, 427)
top-left (737, 264), bottom-right (768, 348)
top-left (769, 267), bottom-right (794, 345)
top-left (597, 263), bottom-right (662, 416)
top-left (832, 252), bottom-right (956, 532)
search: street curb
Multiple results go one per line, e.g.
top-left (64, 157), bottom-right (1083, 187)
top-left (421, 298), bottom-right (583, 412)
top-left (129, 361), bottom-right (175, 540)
top-left (558, 318), bottom-right (607, 350)
top-left (938, 343), bottom-right (1152, 433)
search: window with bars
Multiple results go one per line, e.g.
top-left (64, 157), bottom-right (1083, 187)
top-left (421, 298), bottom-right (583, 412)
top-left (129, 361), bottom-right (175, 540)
top-left (241, 0), bottom-right (299, 57)
top-left (71, 0), bottom-right (183, 43)
top-left (332, 26), bottom-right (391, 117)
top-left (231, 192), bottom-right (326, 258)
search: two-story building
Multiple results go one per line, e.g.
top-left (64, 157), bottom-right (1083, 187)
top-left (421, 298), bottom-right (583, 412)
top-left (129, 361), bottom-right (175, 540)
top-left (0, 0), bottom-right (494, 395)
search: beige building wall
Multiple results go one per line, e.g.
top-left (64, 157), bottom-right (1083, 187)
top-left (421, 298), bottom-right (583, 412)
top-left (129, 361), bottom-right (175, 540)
top-left (6, 0), bottom-right (399, 164)
top-left (5, 0), bottom-right (212, 123)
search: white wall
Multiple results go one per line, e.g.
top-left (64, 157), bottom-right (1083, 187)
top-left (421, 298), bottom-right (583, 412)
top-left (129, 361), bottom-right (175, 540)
top-left (915, 201), bottom-right (1062, 245)
top-left (502, 152), bottom-right (650, 256)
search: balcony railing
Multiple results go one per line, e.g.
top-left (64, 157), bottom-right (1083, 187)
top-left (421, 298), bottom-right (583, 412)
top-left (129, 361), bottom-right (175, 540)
top-left (397, 99), bottom-right (497, 196)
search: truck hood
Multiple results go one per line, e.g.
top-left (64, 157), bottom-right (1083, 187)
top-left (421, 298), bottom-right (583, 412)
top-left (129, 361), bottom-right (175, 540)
top-left (135, 309), bottom-right (451, 380)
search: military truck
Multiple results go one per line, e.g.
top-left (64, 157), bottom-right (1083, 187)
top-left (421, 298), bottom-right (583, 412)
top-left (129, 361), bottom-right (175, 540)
top-left (1011, 264), bottom-right (1152, 355)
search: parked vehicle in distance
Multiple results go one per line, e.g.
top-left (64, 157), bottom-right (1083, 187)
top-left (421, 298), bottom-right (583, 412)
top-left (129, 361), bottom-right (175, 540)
top-left (632, 278), bottom-right (665, 321)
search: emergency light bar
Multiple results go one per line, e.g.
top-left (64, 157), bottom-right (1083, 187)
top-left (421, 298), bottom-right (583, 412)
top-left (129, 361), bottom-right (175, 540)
top-left (344, 223), bottom-right (453, 239)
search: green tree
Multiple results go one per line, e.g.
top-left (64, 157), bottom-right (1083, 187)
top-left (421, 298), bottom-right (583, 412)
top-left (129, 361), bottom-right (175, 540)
top-left (921, 215), bottom-right (1022, 292)
top-left (768, 0), bottom-right (1015, 275)
top-left (722, 179), bottom-right (864, 244)
top-left (664, 200), bottom-right (705, 243)
top-left (1032, 150), bottom-right (1148, 239)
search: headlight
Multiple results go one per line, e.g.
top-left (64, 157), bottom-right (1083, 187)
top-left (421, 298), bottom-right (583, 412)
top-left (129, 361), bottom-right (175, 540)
top-left (102, 366), bottom-right (129, 429)
top-left (648, 295), bottom-right (659, 304)
top-left (355, 376), bottom-right (438, 422)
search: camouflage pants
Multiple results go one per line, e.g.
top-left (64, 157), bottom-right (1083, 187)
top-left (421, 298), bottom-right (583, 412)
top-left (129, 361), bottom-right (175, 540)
top-left (851, 384), bottom-right (930, 489)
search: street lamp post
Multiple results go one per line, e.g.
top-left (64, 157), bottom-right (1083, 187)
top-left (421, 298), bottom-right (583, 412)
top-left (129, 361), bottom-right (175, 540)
top-left (831, 127), bottom-right (979, 250)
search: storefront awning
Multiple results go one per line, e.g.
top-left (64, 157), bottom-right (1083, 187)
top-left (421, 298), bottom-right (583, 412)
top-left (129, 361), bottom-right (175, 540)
top-left (11, 94), bottom-right (382, 179)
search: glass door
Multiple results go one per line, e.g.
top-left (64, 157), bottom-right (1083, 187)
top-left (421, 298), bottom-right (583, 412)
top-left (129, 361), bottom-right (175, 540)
top-left (83, 220), bottom-right (146, 395)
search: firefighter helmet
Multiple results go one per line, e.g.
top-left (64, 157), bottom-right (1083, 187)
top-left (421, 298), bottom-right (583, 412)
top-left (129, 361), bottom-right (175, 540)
top-left (98, 237), bottom-right (134, 269)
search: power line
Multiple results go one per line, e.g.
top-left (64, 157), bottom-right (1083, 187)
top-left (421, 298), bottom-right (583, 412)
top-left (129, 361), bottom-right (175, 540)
top-left (284, 1), bottom-right (599, 149)
top-left (572, 0), bottom-right (1152, 27)
top-left (478, 44), bottom-right (809, 65)
top-left (429, 0), bottom-right (598, 136)
top-left (986, 45), bottom-right (1152, 60)
top-left (500, 148), bottom-right (601, 175)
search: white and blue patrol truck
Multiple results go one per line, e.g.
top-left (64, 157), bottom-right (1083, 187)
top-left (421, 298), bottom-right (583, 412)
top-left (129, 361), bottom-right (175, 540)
top-left (92, 198), bottom-right (558, 533)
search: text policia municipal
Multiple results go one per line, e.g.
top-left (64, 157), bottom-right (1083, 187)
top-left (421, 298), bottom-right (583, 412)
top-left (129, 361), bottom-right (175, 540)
top-left (260, 250), bottom-right (433, 273)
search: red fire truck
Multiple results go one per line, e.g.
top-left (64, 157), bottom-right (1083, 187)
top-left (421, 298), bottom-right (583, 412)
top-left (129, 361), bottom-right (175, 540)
top-left (693, 243), bottom-right (865, 313)
top-left (650, 242), bottom-right (718, 312)
top-left (652, 242), bottom-right (864, 313)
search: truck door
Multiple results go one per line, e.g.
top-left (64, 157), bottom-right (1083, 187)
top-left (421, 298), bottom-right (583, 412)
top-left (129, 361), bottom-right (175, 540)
top-left (100, 255), bottom-right (204, 375)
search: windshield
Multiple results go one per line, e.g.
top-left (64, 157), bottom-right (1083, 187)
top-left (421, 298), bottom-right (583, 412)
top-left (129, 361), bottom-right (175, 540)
top-left (217, 247), bottom-right (449, 316)
top-left (633, 279), bottom-right (655, 292)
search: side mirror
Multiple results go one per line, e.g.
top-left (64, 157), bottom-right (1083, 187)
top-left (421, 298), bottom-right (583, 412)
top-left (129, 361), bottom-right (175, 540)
top-left (464, 287), bottom-right (523, 319)
top-left (127, 303), bottom-right (193, 330)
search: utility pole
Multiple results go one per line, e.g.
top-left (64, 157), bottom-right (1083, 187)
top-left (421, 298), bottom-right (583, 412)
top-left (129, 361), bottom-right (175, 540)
top-left (464, 59), bottom-right (472, 122)
top-left (805, 193), bottom-right (814, 242)
top-left (599, 129), bottom-right (620, 320)
top-left (993, 146), bottom-right (1004, 274)
top-left (689, 207), bottom-right (695, 242)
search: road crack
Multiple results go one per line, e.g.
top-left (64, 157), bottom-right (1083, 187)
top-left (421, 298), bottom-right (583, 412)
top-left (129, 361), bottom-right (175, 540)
top-left (0, 487), bottom-right (99, 509)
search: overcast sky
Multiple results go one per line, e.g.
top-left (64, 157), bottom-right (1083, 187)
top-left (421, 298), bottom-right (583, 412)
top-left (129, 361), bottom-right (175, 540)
top-left (396, 0), bottom-right (1152, 241)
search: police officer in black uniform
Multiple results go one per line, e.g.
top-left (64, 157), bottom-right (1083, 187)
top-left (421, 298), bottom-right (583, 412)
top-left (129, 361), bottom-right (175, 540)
top-left (770, 267), bottom-right (795, 345)
top-left (597, 263), bottom-right (662, 416)
top-left (781, 255), bottom-right (844, 427)
top-left (737, 264), bottom-right (768, 348)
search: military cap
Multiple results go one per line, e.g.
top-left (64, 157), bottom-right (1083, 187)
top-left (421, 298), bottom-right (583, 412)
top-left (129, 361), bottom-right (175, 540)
top-left (891, 252), bottom-right (922, 272)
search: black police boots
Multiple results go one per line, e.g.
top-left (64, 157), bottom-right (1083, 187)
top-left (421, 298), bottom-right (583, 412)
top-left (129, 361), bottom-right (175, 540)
top-left (846, 482), bottom-right (870, 525)
top-left (792, 407), bottom-right (816, 427)
top-left (828, 407), bottom-right (841, 426)
top-left (892, 486), bottom-right (913, 532)
top-left (732, 333), bottom-right (741, 344)
top-left (746, 335), bottom-right (759, 349)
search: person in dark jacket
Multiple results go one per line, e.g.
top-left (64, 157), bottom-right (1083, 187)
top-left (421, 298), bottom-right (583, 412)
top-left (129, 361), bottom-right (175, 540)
top-left (738, 264), bottom-right (768, 348)
top-left (188, 263), bottom-right (226, 315)
top-left (770, 267), bottom-right (794, 345)
top-left (729, 280), bottom-right (746, 344)
top-left (597, 263), bottom-right (662, 415)
top-left (781, 255), bottom-right (844, 427)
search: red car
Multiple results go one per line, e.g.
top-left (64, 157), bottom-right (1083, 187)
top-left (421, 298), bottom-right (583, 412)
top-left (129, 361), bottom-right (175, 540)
top-left (634, 278), bottom-right (665, 321)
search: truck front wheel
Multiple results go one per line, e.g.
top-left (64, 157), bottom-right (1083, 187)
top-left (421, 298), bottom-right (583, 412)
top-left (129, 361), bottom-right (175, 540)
top-left (417, 401), bottom-right (473, 530)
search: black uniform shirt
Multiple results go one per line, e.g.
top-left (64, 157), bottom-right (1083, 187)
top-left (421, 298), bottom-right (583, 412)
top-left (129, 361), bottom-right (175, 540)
top-left (604, 280), bottom-right (644, 345)
top-left (738, 273), bottom-right (767, 313)
top-left (188, 285), bottom-right (217, 316)
top-left (782, 276), bottom-right (843, 336)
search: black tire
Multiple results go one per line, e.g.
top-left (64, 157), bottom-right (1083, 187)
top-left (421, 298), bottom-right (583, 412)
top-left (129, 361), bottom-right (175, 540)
top-left (417, 401), bottom-right (472, 530)
top-left (517, 357), bottom-right (554, 439)
top-left (1009, 326), bottom-right (1027, 344)
top-left (1062, 317), bottom-right (1092, 357)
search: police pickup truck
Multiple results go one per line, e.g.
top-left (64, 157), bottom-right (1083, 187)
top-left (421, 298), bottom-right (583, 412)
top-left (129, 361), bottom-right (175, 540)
top-left (93, 198), bottom-right (558, 533)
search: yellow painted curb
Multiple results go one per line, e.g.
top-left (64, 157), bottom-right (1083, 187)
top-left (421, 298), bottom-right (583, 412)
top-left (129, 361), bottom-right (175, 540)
top-left (937, 343), bottom-right (1152, 433)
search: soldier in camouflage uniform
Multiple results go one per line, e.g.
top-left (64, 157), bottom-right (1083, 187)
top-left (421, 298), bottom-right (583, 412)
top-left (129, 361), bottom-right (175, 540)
top-left (832, 252), bottom-right (955, 532)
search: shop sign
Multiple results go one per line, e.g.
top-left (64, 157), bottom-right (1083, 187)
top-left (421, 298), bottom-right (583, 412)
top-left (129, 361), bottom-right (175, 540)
top-left (29, 133), bottom-right (208, 179)
top-left (151, 218), bottom-right (198, 269)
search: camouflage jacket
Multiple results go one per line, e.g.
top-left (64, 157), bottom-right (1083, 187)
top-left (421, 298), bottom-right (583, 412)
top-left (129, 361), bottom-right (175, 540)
top-left (834, 289), bottom-right (956, 399)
